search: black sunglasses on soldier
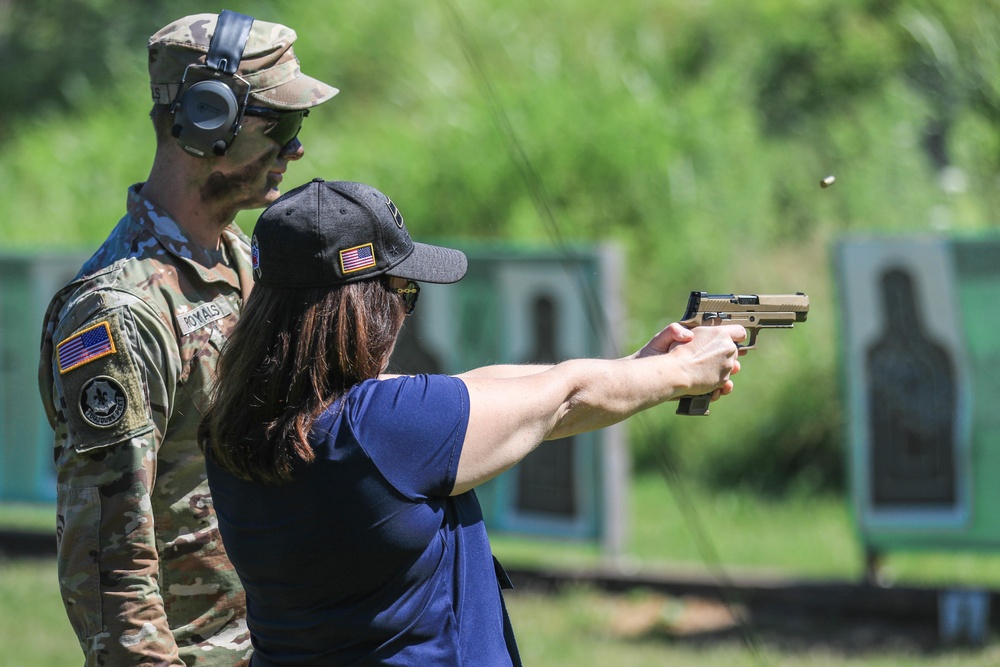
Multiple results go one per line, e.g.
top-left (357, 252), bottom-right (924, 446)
top-left (243, 106), bottom-right (309, 147)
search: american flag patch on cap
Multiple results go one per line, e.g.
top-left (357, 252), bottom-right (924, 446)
top-left (57, 321), bottom-right (117, 374)
top-left (340, 243), bottom-right (377, 273)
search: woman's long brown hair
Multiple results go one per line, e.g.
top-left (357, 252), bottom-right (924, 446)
top-left (201, 279), bottom-right (406, 484)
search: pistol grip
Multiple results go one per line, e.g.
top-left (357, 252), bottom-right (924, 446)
top-left (677, 394), bottom-right (712, 416)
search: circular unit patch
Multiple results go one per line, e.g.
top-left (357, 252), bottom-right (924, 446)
top-left (79, 376), bottom-right (128, 428)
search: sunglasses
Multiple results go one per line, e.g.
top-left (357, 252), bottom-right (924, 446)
top-left (394, 281), bottom-right (420, 316)
top-left (243, 106), bottom-right (309, 147)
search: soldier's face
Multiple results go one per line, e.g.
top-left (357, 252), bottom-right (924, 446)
top-left (200, 114), bottom-right (306, 212)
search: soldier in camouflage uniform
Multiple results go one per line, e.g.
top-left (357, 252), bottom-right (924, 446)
top-left (37, 12), bottom-right (337, 666)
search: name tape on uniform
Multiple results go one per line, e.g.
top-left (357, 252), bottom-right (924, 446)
top-left (176, 296), bottom-right (234, 336)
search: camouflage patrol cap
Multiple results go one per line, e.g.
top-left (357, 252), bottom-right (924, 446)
top-left (148, 13), bottom-right (338, 111)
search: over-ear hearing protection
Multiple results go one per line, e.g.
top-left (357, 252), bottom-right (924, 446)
top-left (170, 10), bottom-right (255, 157)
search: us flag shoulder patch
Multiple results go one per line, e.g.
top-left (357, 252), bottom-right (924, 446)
top-left (57, 321), bottom-right (117, 374)
top-left (340, 243), bottom-right (377, 273)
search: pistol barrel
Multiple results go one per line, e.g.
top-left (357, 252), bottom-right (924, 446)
top-left (682, 292), bottom-right (809, 322)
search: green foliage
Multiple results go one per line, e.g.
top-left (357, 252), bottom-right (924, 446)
top-left (4, 0), bottom-right (1000, 495)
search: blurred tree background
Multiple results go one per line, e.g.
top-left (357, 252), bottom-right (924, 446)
top-left (3, 0), bottom-right (1000, 497)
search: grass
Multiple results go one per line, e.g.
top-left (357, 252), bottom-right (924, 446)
top-left (6, 476), bottom-right (1000, 665)
top-left (506, 586), bottom-right (1000, 667)
top-left (0, 558), bottom-right (77, 667)
top-left (6, 558), bottom-right (1000, 667)
top-left (491, 474), bottom-right (1000, 589)
top-left (0, 503), bottom-right (53, 532)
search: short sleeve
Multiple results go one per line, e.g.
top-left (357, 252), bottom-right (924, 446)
top-left (346, 375), bottom-right (469, 499)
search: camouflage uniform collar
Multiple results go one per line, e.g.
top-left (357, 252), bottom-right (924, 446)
top-left (126, 183), bottom-right (249, 272)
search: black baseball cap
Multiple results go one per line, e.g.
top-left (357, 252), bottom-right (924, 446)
top-left (251, 179), bottom-right (468, 287)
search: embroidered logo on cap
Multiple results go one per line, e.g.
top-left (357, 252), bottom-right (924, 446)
top-left (79, 376), bottom-right (128, 428)
top-left (385, 197), bottom-right (404, 228)
top-left (251, 235), bottom-right (261, 270)
top-left (57, 321), bottom-right (117, 374)
top-left (340, 243), bottom-right (377, 273)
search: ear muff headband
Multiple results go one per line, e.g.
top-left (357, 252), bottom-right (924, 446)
top-left (171, 10), bottom-right (255, 157)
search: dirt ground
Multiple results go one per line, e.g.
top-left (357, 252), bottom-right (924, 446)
top-left (605, 591), bottom-right (987, 657)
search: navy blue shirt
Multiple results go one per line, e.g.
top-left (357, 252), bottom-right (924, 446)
top-left (206, 374), bottom-right (516, 666)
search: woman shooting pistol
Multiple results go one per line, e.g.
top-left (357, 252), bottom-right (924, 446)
top-left (200, 178), bottom-right (746, 666)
